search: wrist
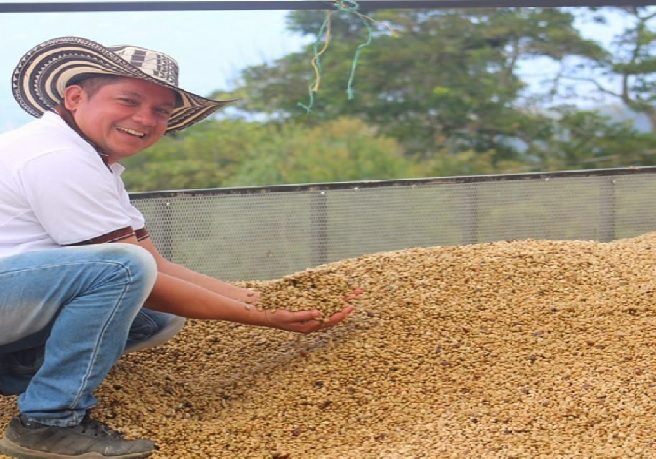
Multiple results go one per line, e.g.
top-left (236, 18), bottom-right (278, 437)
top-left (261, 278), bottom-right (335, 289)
top-left (261, 309), bottom-right (274, 327)
top-left (244, 306), bottom-right (272, 328)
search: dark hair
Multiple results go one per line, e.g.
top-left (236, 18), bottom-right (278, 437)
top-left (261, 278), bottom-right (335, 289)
top-left (66, 74), bottom-right (124, 98)
top-left (64, 73), bottom-right (182, 106)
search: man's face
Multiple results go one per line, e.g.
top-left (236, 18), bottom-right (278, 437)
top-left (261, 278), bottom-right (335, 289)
top-left (63, 77), bottom-right (177, 163)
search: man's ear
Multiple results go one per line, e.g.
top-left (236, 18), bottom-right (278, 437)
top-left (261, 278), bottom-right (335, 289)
top-left (62, 85), bottom-right (84, 111)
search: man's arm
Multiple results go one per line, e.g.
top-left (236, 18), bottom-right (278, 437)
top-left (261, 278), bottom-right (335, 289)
top-left (139, 236), bottom-right (261, 304)
top-left (118, 236), bottom-right (355, 334)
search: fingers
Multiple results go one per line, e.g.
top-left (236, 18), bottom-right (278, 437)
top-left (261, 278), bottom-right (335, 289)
top-left (344, 287), bottom-right (364, 303)
top-left (270, 307), bottom-right (353, 334)
top-left (300, 292), bottom-right (359, 331)
top-left (289, 310), bottom-right (322, 323)
top-left (266, 287), bottom-right (363, 333)
top-left (322, 305), bottom-right (355, 327)
top-left (265, 309), bottom-right (320, 332)
top-left (292, 306), bottom-right (354, 333)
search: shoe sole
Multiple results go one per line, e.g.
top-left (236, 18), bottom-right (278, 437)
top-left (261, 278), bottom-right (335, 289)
top-left (0, 437), bottom-right (153, 458)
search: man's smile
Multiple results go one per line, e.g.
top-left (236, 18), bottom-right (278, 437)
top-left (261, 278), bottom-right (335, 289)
top-left (116, 126), bottom-right (147, 139)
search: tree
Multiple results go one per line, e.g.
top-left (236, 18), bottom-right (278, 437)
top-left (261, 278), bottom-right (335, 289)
top-left (230, 117), bottom-right (415, 186)
top-left (122, 118), bottom-right (269, 191)
top-left (234, 8), bottom-right (607, 166)
top-left (122, 117), bottom-right (414, 191)
top-left (555, 7), bottom-right (656, 132)
top-left (525, 107), bottom-right (656, 171)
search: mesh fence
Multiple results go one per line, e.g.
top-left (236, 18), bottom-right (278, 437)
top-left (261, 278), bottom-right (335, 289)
top-left (131, 168), bottom-right (656, 281)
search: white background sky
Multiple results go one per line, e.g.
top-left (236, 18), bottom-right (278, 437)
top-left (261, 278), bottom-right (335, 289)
top-left (0, 2), bottom-right (633, 132)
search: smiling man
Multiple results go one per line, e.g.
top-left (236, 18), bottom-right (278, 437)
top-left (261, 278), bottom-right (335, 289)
top-left (63, 76), bottom-right (176, 159)
top-left (0, 37), bottom-right (357, 459)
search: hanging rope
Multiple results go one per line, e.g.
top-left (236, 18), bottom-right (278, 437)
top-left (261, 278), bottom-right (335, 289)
top-left (298, 0), bottom-right (376, 113)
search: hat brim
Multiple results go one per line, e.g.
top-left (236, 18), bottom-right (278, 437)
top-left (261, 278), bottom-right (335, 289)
top-left (12, 36), bottom-right (235, 133)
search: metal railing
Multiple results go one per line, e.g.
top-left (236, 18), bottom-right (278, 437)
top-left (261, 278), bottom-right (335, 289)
top-left (1, 0), bottom-right (653, 14)
top-left (131, 167), bottom-right (656, 281)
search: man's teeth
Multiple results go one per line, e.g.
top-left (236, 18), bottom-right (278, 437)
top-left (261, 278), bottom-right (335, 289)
top-left (117, 127), bottom-right (146, 138)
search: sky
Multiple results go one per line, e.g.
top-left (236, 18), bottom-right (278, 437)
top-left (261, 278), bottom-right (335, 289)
top-left (0, 4), bottom-right (312, 131)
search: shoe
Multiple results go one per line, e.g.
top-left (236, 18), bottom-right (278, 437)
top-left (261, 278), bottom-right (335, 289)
top-left (0, 414), bottom-right (155, 458)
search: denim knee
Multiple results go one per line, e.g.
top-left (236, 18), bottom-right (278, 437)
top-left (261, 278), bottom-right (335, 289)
top-left (103, 243), bottom-right (158, 290)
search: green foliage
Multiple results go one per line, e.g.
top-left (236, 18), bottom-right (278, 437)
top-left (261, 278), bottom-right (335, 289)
top-left (528, 107), bottom-right (656, 170)
top-left (237, 8), bottom-right (613, 164)
top-left (123, 117), bottom-right (416, 191)
top-left (607, 8), bottom-right (656, 124)
top-left (122, 119), bottom-right (268, 191)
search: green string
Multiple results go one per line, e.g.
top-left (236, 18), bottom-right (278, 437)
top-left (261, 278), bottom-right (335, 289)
top-left (346, 3), bottom-right (373, 100)
top-left (298, 0), bottom-right (374, 113)
top-left (298, 12), bottom-right (331, 112)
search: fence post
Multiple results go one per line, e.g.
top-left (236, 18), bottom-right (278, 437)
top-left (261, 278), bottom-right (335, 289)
top-left (310, 191), bottom-right (328, 266)
top-left (599, 177), bottom-right (616, 242)
top-left (159, 200), bottom-right (174, 260)
top-left (461, 183), bottom-right (479, 245)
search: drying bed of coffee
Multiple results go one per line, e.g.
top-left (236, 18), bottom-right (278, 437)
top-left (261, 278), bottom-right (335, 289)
top-left (3, 233), bottom-right (656, 458)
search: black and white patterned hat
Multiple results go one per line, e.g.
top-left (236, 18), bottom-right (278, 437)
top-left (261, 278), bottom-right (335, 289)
top-left (12, 36), bottom-right (235, 133)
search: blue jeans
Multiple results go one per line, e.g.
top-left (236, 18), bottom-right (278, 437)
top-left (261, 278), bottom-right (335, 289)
top-left (0, 244), bottom-right (182, 427)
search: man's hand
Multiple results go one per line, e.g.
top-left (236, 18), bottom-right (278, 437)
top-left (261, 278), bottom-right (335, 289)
top-left (263, 288), bottom-right (363, 334)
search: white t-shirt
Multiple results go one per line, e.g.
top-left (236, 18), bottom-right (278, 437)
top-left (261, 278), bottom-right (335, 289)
top-left (0, 112), bottom-right (147, 259)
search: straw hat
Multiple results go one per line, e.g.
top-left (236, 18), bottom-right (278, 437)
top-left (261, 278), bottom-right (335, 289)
top-left (12, 36), bottom-right (235, 133)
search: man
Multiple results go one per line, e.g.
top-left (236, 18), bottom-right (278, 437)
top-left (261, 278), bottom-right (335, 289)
top-left (0, 36), bottom-right (356, 459)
